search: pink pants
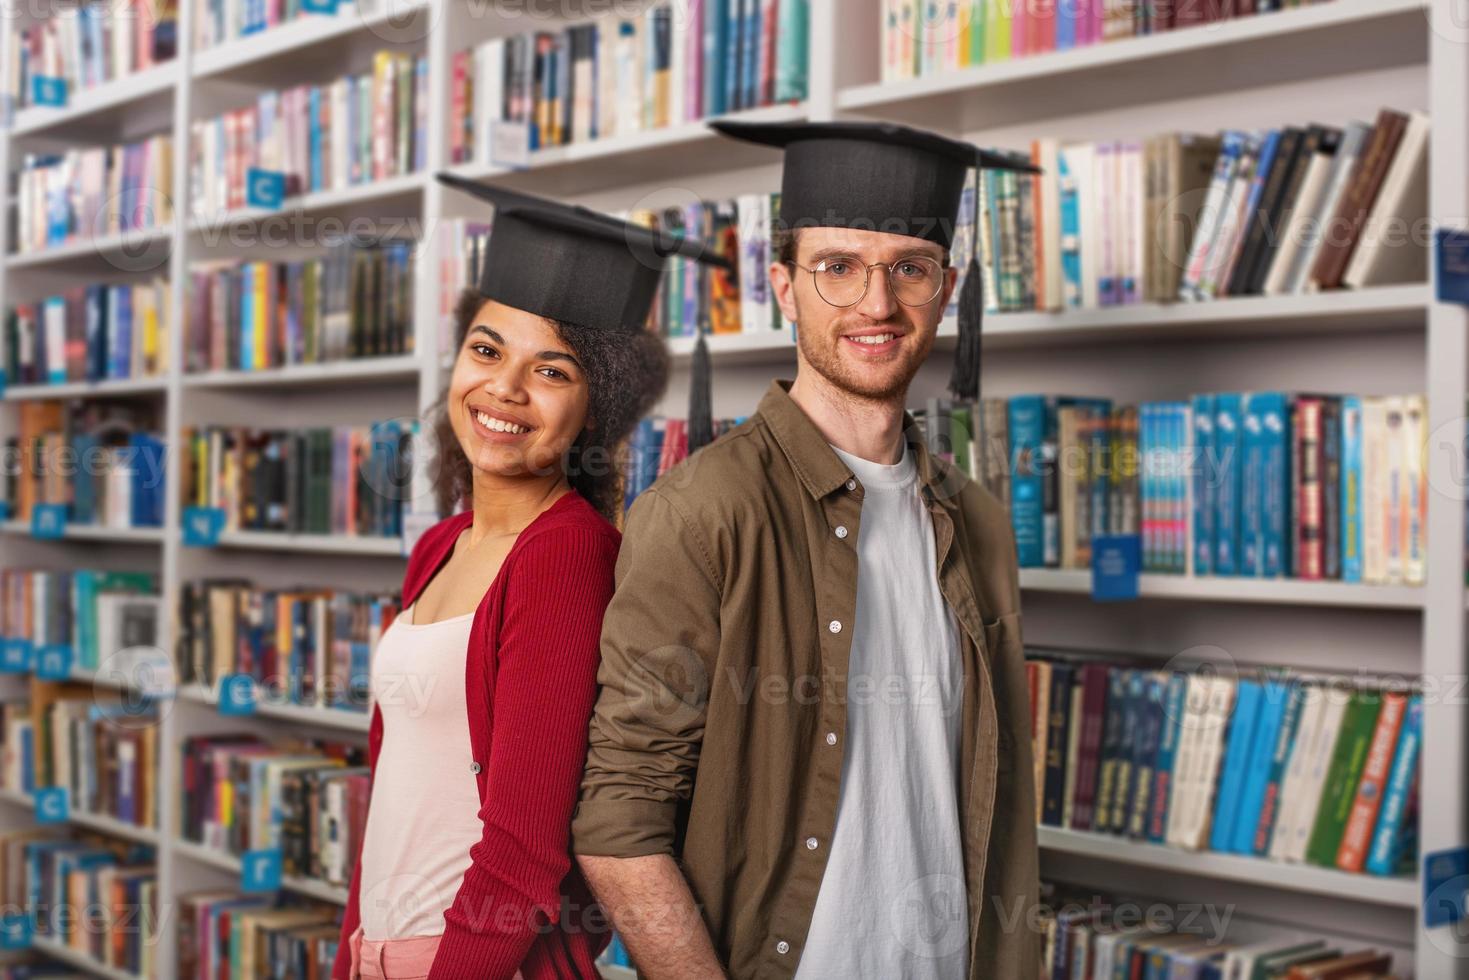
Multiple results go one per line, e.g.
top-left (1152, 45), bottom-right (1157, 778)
top-left (347, 925), bottom-right (441, 979)
top-left (347, 926), bottom-right (527, 980)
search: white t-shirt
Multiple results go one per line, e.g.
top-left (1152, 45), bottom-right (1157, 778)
top-left (358, 602), bottom-right (483, 940)
top-left (794, 444), bottom-right (969, 980)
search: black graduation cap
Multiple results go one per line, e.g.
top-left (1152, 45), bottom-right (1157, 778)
top-left (707, 119), bottom-right (1042, 402)
top-left (436, 172), bottom-right (727, 334)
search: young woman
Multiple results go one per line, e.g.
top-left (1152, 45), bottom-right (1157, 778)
top-left (332, 177), bottom-right (724, 980)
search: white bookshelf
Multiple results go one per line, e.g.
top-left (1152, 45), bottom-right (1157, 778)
top-left (0, 0), bottom-right (1460, 977)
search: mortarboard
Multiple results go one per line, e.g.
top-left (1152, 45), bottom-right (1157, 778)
top-left (707, 119), bottom-right (1042, 403)
top-left (436, 172), bottom-right (728, 334)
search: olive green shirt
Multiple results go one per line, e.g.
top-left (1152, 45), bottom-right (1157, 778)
top-left (572, 380), bottom-right (1041, 979)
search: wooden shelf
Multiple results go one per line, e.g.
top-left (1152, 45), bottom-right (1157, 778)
top-left (186, 172), bottom-right (424, 231)
top-left (5, 226), bottom-right (171, 271)
top-left (177, 683), bottom-right (371, 733)
top-left (2, 376), bottom-right (167, 401)
top-left (0, 787), bottom-right (159, 846)
top-left (192, 1), bottom-right (433, 80)
top-left (0, 520), bottom-right (165, 544)
top-left (1020, 568), bottom-right (1424, 610)
top-left (172, 838), bottom-right (349, 905)
top-left (29, 935), bottom-right (142, 980)
top-left (1039, 825), bottom-right (1418, 909)
top-left (10, 62), bottom-right (179, 138)
top-left (182, 355), bottom-right (420, 390)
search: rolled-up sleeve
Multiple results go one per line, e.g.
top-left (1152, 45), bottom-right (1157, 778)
top-left (571, 486), bottom-right (721, 858)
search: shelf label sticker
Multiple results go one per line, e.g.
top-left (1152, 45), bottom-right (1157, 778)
top-left (0, 912), bottom-right (31, 950)
top-left (34, 643), bottom-right (72, 681)
top-left (182, 506), bottom-right (227, 547)
top-left (301, 0), bottom-right (340, 11)
top-left (489, 120), bottom-right (532, 169)
top-left (246, 168), bottom-right (286, 210)
top-left (218, 673), bottom-right (258, 716)
top-left (30, 504), bottom-right (66, 540)
top-left (0, 638), bottom-right (32, 674)
top-left (1091, 534), bottom-right (1141, 602)
top-left (33, 787), bottom-right (68, 824)
top-left (31, 76), bottom-right (66, 108)
top-left (1425, 846), bottom-right (1469, 929)
top-left (240, 848), bottom-right (283, 892)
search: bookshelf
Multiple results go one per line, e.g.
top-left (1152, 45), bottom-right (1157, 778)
top-left (0, 0), bottom-right (1461, 977)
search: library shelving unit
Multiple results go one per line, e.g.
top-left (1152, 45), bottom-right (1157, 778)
top-left (0, 0), bottom-right (1463, 978)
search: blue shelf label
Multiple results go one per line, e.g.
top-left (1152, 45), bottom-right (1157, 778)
top-left (301, 0), bottom-right (340, 11)
top-left (218, 673), bottom-right (257, 716)
top-left (246, 168), bottom-right (286, 210)
top-left (0, 639), bottom-right (32, 674)
top-left (182, 506), bottom-right (227, 547)
top-left (31, 76), bottom-right (66, 108)
top-left (0, 499), bottom-right (10, 519)
top-left (0, 913), bottom-right (31, 950)
top-left (34, 644), bottom-right (72, 681)
top-left (1425, 845), bottom-right (1469, 928)
top-left (30, 504), bottom-right (66, 539)
top-left (33, 787), bottom-right (67, 824)
top-left (1091, 534), bottom-right (1141, 602)
top-left (240, 848), bottom-right (283, 892)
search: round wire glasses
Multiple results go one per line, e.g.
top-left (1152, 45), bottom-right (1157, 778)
top-left (786, 254), bottom-right (947, 308)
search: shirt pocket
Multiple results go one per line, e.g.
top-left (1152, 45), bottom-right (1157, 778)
top-left (981, 612), bottom-right (1025, 775)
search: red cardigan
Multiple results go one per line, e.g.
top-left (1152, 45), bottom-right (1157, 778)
top-left (332, 491), bottom-right (619, 980)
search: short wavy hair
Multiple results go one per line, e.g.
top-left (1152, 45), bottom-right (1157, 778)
top-left (433, 288), bottom-right (669, 521)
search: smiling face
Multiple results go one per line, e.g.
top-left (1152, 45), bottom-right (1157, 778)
top-left (448, 298), bottom-right (591, 486)
top-left (771, 226), bottom-right (957, 404)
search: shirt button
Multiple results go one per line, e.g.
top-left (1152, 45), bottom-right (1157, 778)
top-left (470, 761), bottom-right (481, 774)
top-left (825, 731), bottom-right (837, 746)
top-left (834, 525), bottom-right (848, 539)
top-left (776, 941), bottom-right (790, 955)
top-left (828, 620), bottom-right (842, 634)
top-left (845, 479), bottom-right (857, 492)
top-left (805, 837), bottom-right (818, 850)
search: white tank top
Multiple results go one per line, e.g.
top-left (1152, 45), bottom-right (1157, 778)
top-left (358, 601), bottom-right (484, 940)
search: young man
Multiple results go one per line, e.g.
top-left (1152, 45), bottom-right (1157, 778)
top-left (571, 120), bottom-right (1042, 979)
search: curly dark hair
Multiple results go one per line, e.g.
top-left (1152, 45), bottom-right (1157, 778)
top-left (432, 288), bottom-right (669, 521)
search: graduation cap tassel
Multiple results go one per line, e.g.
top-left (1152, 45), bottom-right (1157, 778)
top-left (687, 324), bottom-right (714, 453)
top-left (948, 178), bottom-right (985, 402)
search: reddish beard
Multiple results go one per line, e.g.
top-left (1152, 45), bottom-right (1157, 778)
top-left (794, 303), bottom-right (933, 403)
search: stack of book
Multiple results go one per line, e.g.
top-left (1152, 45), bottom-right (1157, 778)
top-left (881, 0), bottom-right (1336, 81)
top-left (187, 239), bottom-right (415, 374)
top-left (178, 421), bottom-right (421, 540)
top-left (450, 0), bottom-right (809, 162)
top-left (193, 0), bottom-right (355, 50)
top-left (179, 735), bottom-right (369, 886)
top-left (176, 580), bottom-right (400, 711)
top-left (9, 0), bottom-right (178, 109)
top-left (4, 831), bottom-right (160, 976)
top-left (35, 688), bottom-right (161, 830)
top-left (622, 414), bottom-right (745, 507)
top-left (942, 109), bottom-right (1428, 316)
top-left (178, 892), bottom-right (341, 979)
top-left (14, 136), bottom-right (174, 254)
top-left (1029, 654), bottom-right (1421, 879)
top-left (0, 569), bottom-right (161, 673)
top-left (4, 280), bottom-right (171, 386)
top-left (1, 401), bottom-right (166, 530)
top-left (189, 51), bottom-right (427, 218)
top-left (1041, 883), bottom-right (1400, 979)
top-left (912, 391), bottom-right (1426, 583)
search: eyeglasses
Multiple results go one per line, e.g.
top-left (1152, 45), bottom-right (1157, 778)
top-left (786, 254), bottom-right (947, 308)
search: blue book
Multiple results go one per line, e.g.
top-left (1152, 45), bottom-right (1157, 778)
top-left (1008, 396), bottom-right (1048, 567)
top-left (128, 433), bottom-right (165, 528)
top-left (1191, 395), bottom-right (1215, 575)
top-left (703, 0), bottom-right (728, 117)
top-left (1256, 393), bottom-right (1292, 577)
top-left (71, 434), bottom-right (98, 524)
top-left (1252, 680), bottom-right (1305, 855)
top-left (725, 0), bottom-right (742, 111)
top-left (773, 0), bottom-right (809, 102)
top-left (309, 87), bottom-right (324, 194)
top-left (1241, 393), bottom-right (1266, 576)
top-left (1208, 679), bottom-right (1261, 852)
top-left (1109, 670), bottom-right (1145, 835)
top-left (1058, 153), bottom-right (1082, 308)
top-left (1366, 695), bottom-right (1422, 876)
top-left (1213, 393), bottom-right (1244, 575)
top-left (741, 0), bottom-right (760, 110)
top-left (240, 263), bottom-right (254, 371)
top-left (1171, 402), bottom-right (1188, 572)
top-left (112, 285), bottom-right (133, 380)
top-left (1230, 677), bottom-right (1291, 854)
top-left (1127, 673), bottom-right (1166, 839)
top-left (1147, 672), bottom-right (1188, 844)
top-left (1341, 395), bottom-right (1363, 582)
top-left (1140, 404), bottom-right (1155, 570)
top-left (84, 286), bottom-right (107, 383)
top-left (1092, 668), bottom-right (1128, 835)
